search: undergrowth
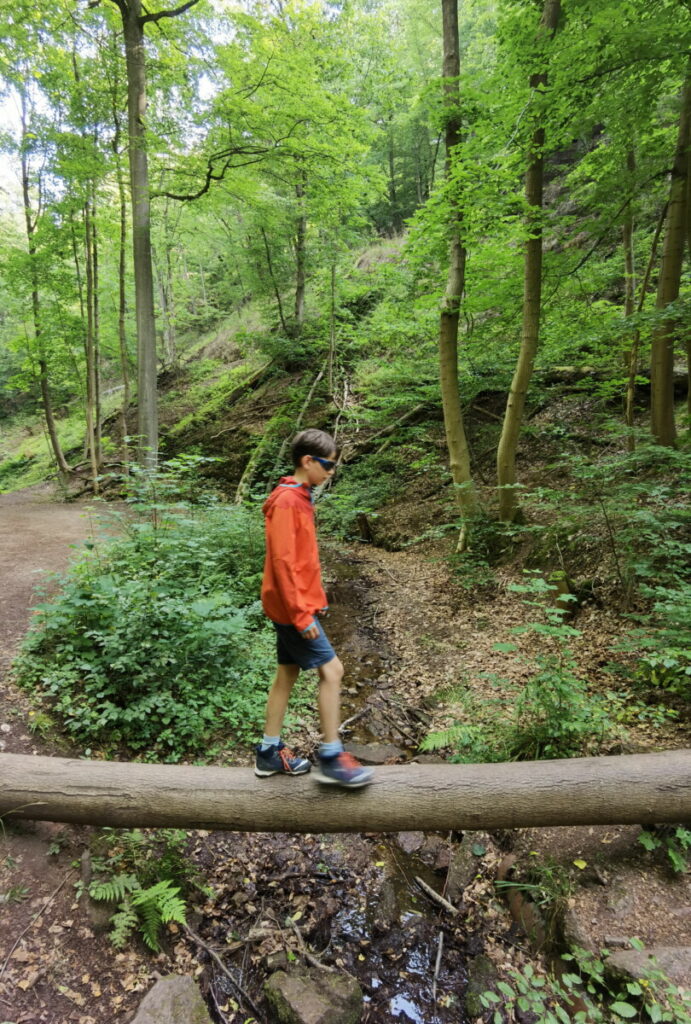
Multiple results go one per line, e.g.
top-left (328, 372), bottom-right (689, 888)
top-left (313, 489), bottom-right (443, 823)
top-left (13, 463), bottom-right (312, 759)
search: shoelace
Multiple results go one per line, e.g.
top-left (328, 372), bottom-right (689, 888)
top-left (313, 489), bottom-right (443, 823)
top-left (279, 747), bottom-right (299, 770)
top-left (334, 752), bottom-right (362, 771)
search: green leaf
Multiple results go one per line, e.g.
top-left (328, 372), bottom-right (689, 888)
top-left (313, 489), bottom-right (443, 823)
top-left (610, 1001), bottom-right (637, 1019)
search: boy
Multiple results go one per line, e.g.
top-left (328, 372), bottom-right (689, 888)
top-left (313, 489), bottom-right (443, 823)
top-left (255, 428), bottom-right (374, 788)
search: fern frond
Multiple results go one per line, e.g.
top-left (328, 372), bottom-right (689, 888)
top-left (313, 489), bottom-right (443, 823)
top-left (419, 724), bottom-right (470, 751)
top-left (110, 898), bottom-right (138, 949)
top-left (89, 872), bottom-right (139, 904)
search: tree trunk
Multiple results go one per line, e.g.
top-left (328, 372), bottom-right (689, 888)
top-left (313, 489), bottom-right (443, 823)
top-left (625, 202), bottom-right (667, 450)
top-left (2, 750), bottom-right (691, 832)
top-left (439, 0), bottom-right (476, 552)
top-left (496, 0), bottom-right (561, 523)
top-left (19, 90), bottom-right (70, 479)
top-left (84, 202), bottom-right (100, 493)
top-left (261, 227), bottom-right (289, 333)
top-left (92, 192), bottom-right (102, 461)
top-left (294, 163), bottom-right (307, 330)
top-left (650, 66), bottom-right (691, 446)
top-left (110, 34), bottom-right (132, 460)
top-left (622, 149), bottom-right (636, 448)
top-left (120, 0), bottom-right (158, 467)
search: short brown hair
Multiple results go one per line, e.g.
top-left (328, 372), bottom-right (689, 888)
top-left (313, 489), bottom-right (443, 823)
top-left (291, 428), bottom-right (337, 467)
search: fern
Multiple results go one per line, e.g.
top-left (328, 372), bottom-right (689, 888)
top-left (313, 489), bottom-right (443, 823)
top-left (89, 872), bottom-right (139, 904)
top-left (419, 724), bottom-right (474, 751)
top-left (131, 880), bottom-right (187, 951)
top-left (110, 898), bottom-right (139, 949)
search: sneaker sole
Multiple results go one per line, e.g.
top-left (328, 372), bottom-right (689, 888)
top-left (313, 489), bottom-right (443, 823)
top-left (313, 770), bottom-right (373, 788)
top-left (254, 766), bottom-right (311, 777)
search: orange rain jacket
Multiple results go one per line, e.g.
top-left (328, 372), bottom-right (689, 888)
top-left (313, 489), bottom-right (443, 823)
top-left (261, 477), bottom-right (328, 633)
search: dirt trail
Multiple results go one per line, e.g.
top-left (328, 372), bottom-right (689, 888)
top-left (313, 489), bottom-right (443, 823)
top-left (0, 486), bottom-right (101, 756)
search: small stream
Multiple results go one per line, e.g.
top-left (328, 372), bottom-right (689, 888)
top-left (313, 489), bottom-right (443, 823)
top-left (316, 551), bottom-right (469, 1024)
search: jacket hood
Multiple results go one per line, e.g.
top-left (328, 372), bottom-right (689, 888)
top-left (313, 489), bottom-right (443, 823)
top-left (262, 476), bottom-right (312, 517)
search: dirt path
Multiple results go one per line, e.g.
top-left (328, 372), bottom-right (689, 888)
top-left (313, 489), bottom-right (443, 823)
top-left (0, 486), bottom-right (101, 756)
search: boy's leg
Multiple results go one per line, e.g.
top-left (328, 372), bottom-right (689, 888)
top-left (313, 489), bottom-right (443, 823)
top-left (316, 656), bottom-right (344, 744)
top-left (255, 663), bottom-right (310, 777)
top-left (264, 663), bottom-right (300, 738)
top-left (314, 656), bottom-right (374, 788)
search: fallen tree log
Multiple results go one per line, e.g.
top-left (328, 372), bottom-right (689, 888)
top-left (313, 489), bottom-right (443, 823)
top-left (2, 751), bottom-right (690, 832)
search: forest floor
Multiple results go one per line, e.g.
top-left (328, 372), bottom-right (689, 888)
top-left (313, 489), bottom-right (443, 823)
top-left (1, 487), bottom-right (690, 1024)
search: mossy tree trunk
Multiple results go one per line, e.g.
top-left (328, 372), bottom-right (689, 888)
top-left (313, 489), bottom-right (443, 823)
top-left (650, 65), bottom-right (691, 446)
top-left (496, 0), bottom-right (561, 523)
top-left (439, 0), bottom-right (476, 553)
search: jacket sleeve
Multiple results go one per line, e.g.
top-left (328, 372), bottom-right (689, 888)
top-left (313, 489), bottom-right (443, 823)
top-left (267, 506), bottom-right (316, 633)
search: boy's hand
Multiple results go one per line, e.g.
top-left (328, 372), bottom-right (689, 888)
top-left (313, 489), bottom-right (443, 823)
top-left (302, 624), bottom-right (319, 640)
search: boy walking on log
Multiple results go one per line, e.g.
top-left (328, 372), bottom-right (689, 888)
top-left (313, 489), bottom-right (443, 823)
top-left (255, 429), bottom-right (374, 788)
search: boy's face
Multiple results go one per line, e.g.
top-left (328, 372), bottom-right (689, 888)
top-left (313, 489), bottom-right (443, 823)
top-left (301, 450), bottom-right (338, 487)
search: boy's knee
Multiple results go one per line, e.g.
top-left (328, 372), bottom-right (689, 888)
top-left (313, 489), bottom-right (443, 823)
top-left (319, 657), bottom-right (343, 685)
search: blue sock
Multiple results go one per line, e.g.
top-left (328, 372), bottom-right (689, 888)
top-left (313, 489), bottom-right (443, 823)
top-left (319, 740), bottom-right (344, 759)
top-left (261, 735), bottom-right (280, 751)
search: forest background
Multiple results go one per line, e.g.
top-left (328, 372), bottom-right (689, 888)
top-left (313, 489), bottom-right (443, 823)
top-left (1, 0), bottom-right (691, 1020)
top-left (0, 0), bottom-right (690, 772)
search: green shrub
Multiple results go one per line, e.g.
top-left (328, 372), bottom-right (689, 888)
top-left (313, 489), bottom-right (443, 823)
top-left (422, 572), bottom-right (618, 762)
top-left (14, 493), bottom-right (292, 759)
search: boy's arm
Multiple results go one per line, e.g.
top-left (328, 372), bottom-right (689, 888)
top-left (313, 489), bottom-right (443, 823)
top-left (268, 506), bottom-right (317, 634)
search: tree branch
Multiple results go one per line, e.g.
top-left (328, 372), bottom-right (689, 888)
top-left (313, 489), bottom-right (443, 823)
top-left (140, 0), bottom-right (201, 25)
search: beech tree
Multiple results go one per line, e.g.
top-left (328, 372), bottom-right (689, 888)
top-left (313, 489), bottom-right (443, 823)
top-left (438, 0), bottom-right (476, 552)
top-left (496, 0), bottom-right (561, 524)
top-left (650, 66), bottom-right (691, 447)
top-left (98, 0), bottom-right (202, 468)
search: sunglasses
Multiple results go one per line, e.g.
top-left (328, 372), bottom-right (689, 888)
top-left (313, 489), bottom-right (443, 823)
top-left (310, 455), bottom-right (337, 471)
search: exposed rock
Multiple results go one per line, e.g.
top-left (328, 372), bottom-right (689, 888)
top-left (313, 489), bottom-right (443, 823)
top-left (446, 832), bottom-right (493, 902)
top-left (562, 906), bottom-right (598, 953)
top-left (606, 947), bottom-right (691, 989)
top-left (465, 954), bottom-right (499, 1020)
top-left (604, 936), bottom-right (630, 949)
top-left (411, 753), bottom-right (446, 764)
top-left (395, 831), bottom-right (424, 854)
top-left (264, 966), bottom-right (363, 1024)
top-left (130, 976), bottom-right (212, 1024)
top-left (372, 877), bottom-right (400, 934)
top-left (419, 834), bottom-right (445, 868)
top-left (344, 742), bottom-right (406, 764)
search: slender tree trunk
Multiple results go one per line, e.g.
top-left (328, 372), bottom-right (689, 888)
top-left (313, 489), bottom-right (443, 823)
top-left (120, 0), bottom-right (158, 467)
top-left (625, 202), bottom-right (667, 450)
top-left (439, 0), bottom-right (475, 553)
top-left (496, 0), bottom-right (561, 523)
top-left (261, 227), bottom-right (289, 333)
top-left (110, 35), bottom-right (132, 460)
top-left (84, 203), bottom-right (100, 493)
top-left (19, 91), bottom-right (70, 479)
top-left (622, 149), bottom-right (636, 448)
top-left (687, 145), bottom-right (691, 423)
top-left (387, 118), bottom-right (403, 234)
top-left (294, 163), bottom-right (307, 330)
top-left (92, 191), bottom-right (102, 461)
top-left (651, 66), bottom-right (691, 446)
top-left (329, 260), bottom-right (336, 396)
top-left (152, 242), bottom-right (175, 366)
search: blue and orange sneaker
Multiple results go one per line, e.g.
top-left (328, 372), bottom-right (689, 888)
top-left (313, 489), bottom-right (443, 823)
top-left (314, 751), bottom-right (374, 788)
top-left (254, 742), bottom-right (311, 777)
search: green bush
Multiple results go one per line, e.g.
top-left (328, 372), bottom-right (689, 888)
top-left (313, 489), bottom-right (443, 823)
top-left (14, 493), bottom-right (287, 759)
top-left (422, 573), bottom-right (618, 762)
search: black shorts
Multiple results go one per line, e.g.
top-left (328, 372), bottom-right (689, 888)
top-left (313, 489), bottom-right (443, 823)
top-left (272, 619), bottom-right (336, 670)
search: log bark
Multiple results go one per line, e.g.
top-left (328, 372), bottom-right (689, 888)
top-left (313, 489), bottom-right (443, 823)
top-left (2, 751), bottom-right (690, 832)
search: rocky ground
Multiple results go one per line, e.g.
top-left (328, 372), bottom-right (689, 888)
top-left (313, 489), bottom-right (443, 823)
top-left (1, 487), bottom-right (690, 1024)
